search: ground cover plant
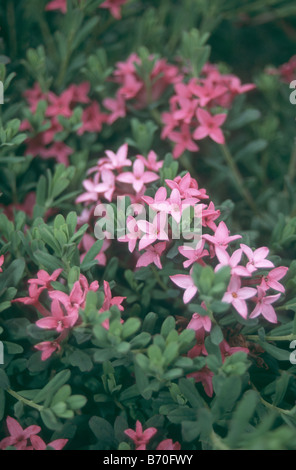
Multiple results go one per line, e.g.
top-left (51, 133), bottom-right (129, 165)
top-left (0, 0), bottom-right (296, 451)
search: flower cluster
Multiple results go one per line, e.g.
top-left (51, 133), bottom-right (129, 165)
top-left (161, 63), bottom-right (256, 158)
top-left (102, 52), bottom-right (182, 123)
top-left (124, 420), bottom-right (181, 451)
top-left (267, 55), bottom-right (296, 83)
top-left (21, 82), bottom-right (107, 165)
top-left (0, 417), bottom-right (68, 450)
top-left (13, 269), bottom-right (125, 361)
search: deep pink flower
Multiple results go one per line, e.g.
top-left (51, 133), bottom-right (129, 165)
top-left (249, 287), bottom-right (281, 324)
top-left (45, 0), bottom-right (67, 13)
top-left (156, 439), bottom-right (181, 450)
top-left (46, 90), bottom-right (73, 118)
top-left (77, 102), bottom-right (107, 135)
top-left (240, 243), bottom-right (274, 273)
top-left (103, 93), bottom-right (126, 124)
top-left (30, 435), bottom-right (68, 451)
top-left (260, 266), bottom-right (289, 293)
top-left (169, 123), bottom-right (199, 159)
top-left (34, 339), bottom-right (61, 361)
top-left (28, 269), bottom-right (63, 291)
top-left (187, 367), bottom-right (214, 397)
top-left (124, 420), bottom-right (157, 450)
top-left (68, 82), bottom-right (90, 104)
top-left (100, 280), bottom-right (126, 313)
top-left (222, 275), bottom-right (257, 319)
top-left (99, 0), bottom-right (128, 20)
top-left (13, 284), bottom-right (50, 317)
top-left (0, 417), bottom-right (41, 450)
top-left (117, 159), bottom-right (159, 193)
top-left (0, 255), bottom-right (4, 272)
top-left (136, 241), bottom-right (167, 269)
top-left (41, 141), bottom-right (73, 166)
top-left (191, 81), bottom-right (227, 107)
top-left (219, 339), bottom-right (249, 360)
top-left (193, 108), bottom-right (227, 145)
top-left (36, 299), bottom-right (79, 332)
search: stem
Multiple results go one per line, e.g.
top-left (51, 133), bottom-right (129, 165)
top-left (221, 144), bottom-right (259, 215)
top-left (210, 431), bottom-right (230, 450)
top-left (245, 334), bottom-right (296, 342)
top-left (251, 384), bottom-right (296, 416)
top-left (6, 389), bottom-right (44, 412)
top-left (288, 139), bottom-right (296, 185)
top-left (151, 265), bottom-right (168, 292)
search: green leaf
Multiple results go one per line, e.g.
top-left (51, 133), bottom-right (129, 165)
top-left (89, 416), bottom-right (115, 448)
top-left (273, 372), bottom-right (291, 406)
top-left (0, 369), bottom-right (10, 389)
top-left (178, 378), bottom-right (204, 409)
top-left (41, 409), bottom-right (63, 432)
top-left (81, 239), bottom-right (103, 270)
top-left (66, 395), bottom-right (87, 410)
top-left (210, 325), bottom-right (224, 345)
top-left (211, 376), bottom-right (242, 420)
top-left (121, 318), bottom-right (141, 339)
top-left (226, 390), bottom-right (259, 448)
top-left (68, 349), bottom-right (93, 372)
top-left (34, 370), bottom-right (71, 404)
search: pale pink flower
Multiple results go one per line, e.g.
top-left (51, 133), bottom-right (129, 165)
top-left (124, 420), bottom-right (157, 450)
top-left (166, 172), bottom-right (208, 200)
top-left (94, 170), bottom-right (116, 202)
top-left (116, 159), bottom-right (159, 193)
top-left (240, 244), bottom-right (274, 273)
top-left (136, 242), bottom-right (167, 269)
top-left (118, 216), bottom-right (143, 253)
top-left (170, 270), bottom-right (198, 304)
top-left (260, 266), bottom-right (288, 293)
top-left (187, 310), bottom-right (212, 333)
top-left (13, 284), bottom-right (50, 317)
top-left (98, 143), bottom-right (131, 171)
top-left (137, 212), bottom-right (169, 250)
top-left (178, 240), bottom-right (209, 268)
top-left (76, 179), bottom-right (101, 204)
top-left (193, 108), bottom-right (227, 144)
top-left (0, 417), bottom-right (41, 450)
top-left (249, 287), bottom-right (281, 324)
top-left (203, 221), bottom-right (241, 254)
top-left (222, 275), bottom-right (257, 319)
top-left (200, 201), bottom-right (220, 231)
top-left (137, 150), bottom-right (163, 171)
top-left (215, 247), bottom-right (251, 277)
top-left (34, 339), bottom-right (61, 361)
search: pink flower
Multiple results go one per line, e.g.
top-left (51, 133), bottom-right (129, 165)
top-left (77, 102), bottom-right (107, 135)
top-left (13, 284), bottom-right (50, 317)
top-left (99, 0), bottom-right (128, 20)
top-left (173, 97), bottom-right (199, 124)
top-left (156, 439), bottom-right (181, 450)
top-left (76, 179), bottom-right (101, 204)
top-left (169, 123), bottom-right (199, 159)
top-left (36, 299), bottom-right (79, 332)
top-left (222, 275), bottom-right (257, 319)
top-left (215, 247), bottom-right (251, 277)
top-left (193, 108), bottom-right (227, 145)
top-left (103, 93), bottom-right (126, 124)
top-left (49, 275), bottom-right (99, 315)
top-left (240, 244), bottom-right (274, 273)
top-left (219, 339), bottom-right (249, 359)
top-left (28, 269), bottom-right (63, 290)
top-left (41, 141), bottom-right (73, 166)
top-left (188, 328), bottom-right (208, 357)
top-left (191, 81), bottom-right (227, 107)
top-left (137, 150), bottom-right (163, 171)
top-left (30, 435), bottom-right (68, 451)
top-left (136, 242), bottom-right (167, 269)
top-left (170, 270), bottom-right (198, 304)
top-left (94, 170), bottom-right (116, 202)
top-left (137, 212), bottom-right (169, 250)
top-left (260, 266), bottom-right (289, 293)
top-left (203, 221), bottom-right (241, 254)
top-left (98, 143), bottom-right (131, 171)
top-left (187, 310), bottom-right (212, 333)
top-left (179, 240), bottom-right (209, 268)
top-left (100, 281), bottom-right (126, 313)
top-left (118, 216), bottom-right (143, 253)
top-left (117, 159), bottom-right (159, 193)
top-left (0, 255), bottom-right (4, 272)
top-left (68, 82), bottom-right (90, 104)
top-left (34, 339), bottom-right (61, 361)
top-left (0, 417), bottom-right (41, 450)
top-left (124, 420), bottom-right (157, 450)
top-left (45, 0), bottom-right (67, 13)
top-left (249, 287), bottom-right (281, 324)
top-left (187, 367), bottom-right (214, 397)
top-left (166, 172), bottom-right (208, 200)
top-left (46, 90), bottom-right (73, 118)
